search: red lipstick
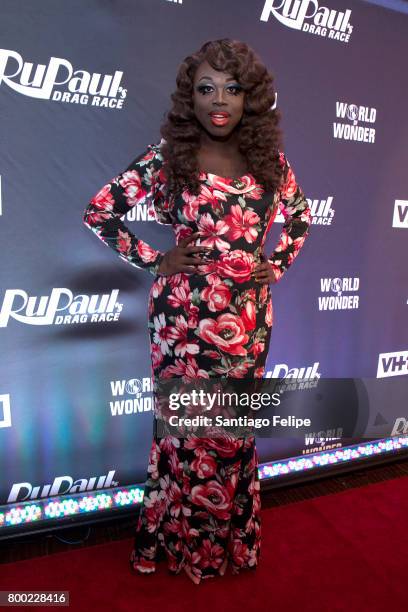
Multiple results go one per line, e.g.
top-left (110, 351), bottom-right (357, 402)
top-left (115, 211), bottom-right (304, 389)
top-left (209, 112), bottom-right (230, 127)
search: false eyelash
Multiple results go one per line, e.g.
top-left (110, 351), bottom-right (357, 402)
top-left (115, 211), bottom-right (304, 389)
top-left (197, 85), bottom-right (242, 95)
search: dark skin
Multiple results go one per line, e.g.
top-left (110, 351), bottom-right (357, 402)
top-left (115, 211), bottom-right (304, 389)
top-left (157, 60), bottom-right (276, 284)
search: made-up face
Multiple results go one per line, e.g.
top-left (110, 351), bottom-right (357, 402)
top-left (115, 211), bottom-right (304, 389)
top-left (192, 60), bottom-right (245, 139)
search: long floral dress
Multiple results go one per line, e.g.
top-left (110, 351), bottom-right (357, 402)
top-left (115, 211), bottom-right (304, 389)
top-left (83, 139), bottom-right (311, 583)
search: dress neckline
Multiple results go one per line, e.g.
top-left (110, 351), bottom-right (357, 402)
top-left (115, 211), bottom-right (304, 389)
top-left (201, 171), bottom-right (250, 182)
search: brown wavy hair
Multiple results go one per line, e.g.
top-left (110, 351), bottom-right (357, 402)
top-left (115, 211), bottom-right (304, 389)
top-left (160, 38), bottom-right (286, 199)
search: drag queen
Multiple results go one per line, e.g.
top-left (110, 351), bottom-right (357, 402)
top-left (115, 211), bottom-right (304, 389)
top-left (83, 38), bottom-right (312, 583)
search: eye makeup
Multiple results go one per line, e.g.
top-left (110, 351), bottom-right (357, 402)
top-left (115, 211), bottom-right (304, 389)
top-left (196, 84), bottom-right (243, 95)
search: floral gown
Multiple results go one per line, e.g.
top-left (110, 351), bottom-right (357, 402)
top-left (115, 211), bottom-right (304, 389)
top-left (83, 139), bottom-right (311, 583)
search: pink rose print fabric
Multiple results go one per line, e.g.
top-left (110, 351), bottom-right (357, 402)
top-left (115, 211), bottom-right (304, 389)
top-left (83, 140), bottom-right (311, 583)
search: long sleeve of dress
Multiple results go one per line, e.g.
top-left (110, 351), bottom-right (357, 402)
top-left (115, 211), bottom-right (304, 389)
top-left (83, 143), bottom-right (167, 276)
top-left (267, 152), bottom-right (312, 283)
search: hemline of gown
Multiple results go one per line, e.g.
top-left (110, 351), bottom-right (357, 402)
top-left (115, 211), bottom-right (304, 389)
top-left (129, 433), bottom-right (262, 585)
top-left (129, 539), bottom-right (259, 585)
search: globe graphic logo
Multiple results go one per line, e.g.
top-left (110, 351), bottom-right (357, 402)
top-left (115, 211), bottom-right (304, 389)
top-left (346, 104), bottom-right (359, 124)
top-left (330, 278), bottom-right (343, 296)
top-left (125, 378), bottom-right (142, 398)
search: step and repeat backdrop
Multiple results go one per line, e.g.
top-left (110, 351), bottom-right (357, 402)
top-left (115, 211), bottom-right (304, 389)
top-left (1, 0), bottom-right (407, 510)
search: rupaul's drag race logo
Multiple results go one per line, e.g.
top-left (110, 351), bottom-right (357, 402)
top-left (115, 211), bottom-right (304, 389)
top-left (0, 288), bottom-right (123, 327)
top-left (109, 377), bottom-right (154, 416)
top-left (0, 49), bottom-right (127, 109)
top-left (274, 195), bottom-right (335, 226)
top-left (7, 470), bottom-right (118, 504)
top-left (265, 360), bottom-right (321, 384)
top-left (260, 0), bottom-right (354, 43)
top-left (308, 196), bottom-right (335, 226)
top-left (334, 101), bottom-right (377, 143)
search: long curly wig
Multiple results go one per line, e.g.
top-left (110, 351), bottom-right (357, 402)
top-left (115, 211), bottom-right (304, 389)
top-left (160, 38), bottom-right (286, 199)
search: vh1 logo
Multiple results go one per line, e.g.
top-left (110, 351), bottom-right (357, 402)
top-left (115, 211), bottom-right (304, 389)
top-left (392, 200), bottom-right (408, 228)
top-left (391, 417), bottom-right (408, 436)
top-left (0, 394), bottom-right (12, 428)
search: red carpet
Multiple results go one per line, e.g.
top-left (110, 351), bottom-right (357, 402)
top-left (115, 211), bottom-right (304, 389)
top-left (1, 476), bottom-right (407, 611)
